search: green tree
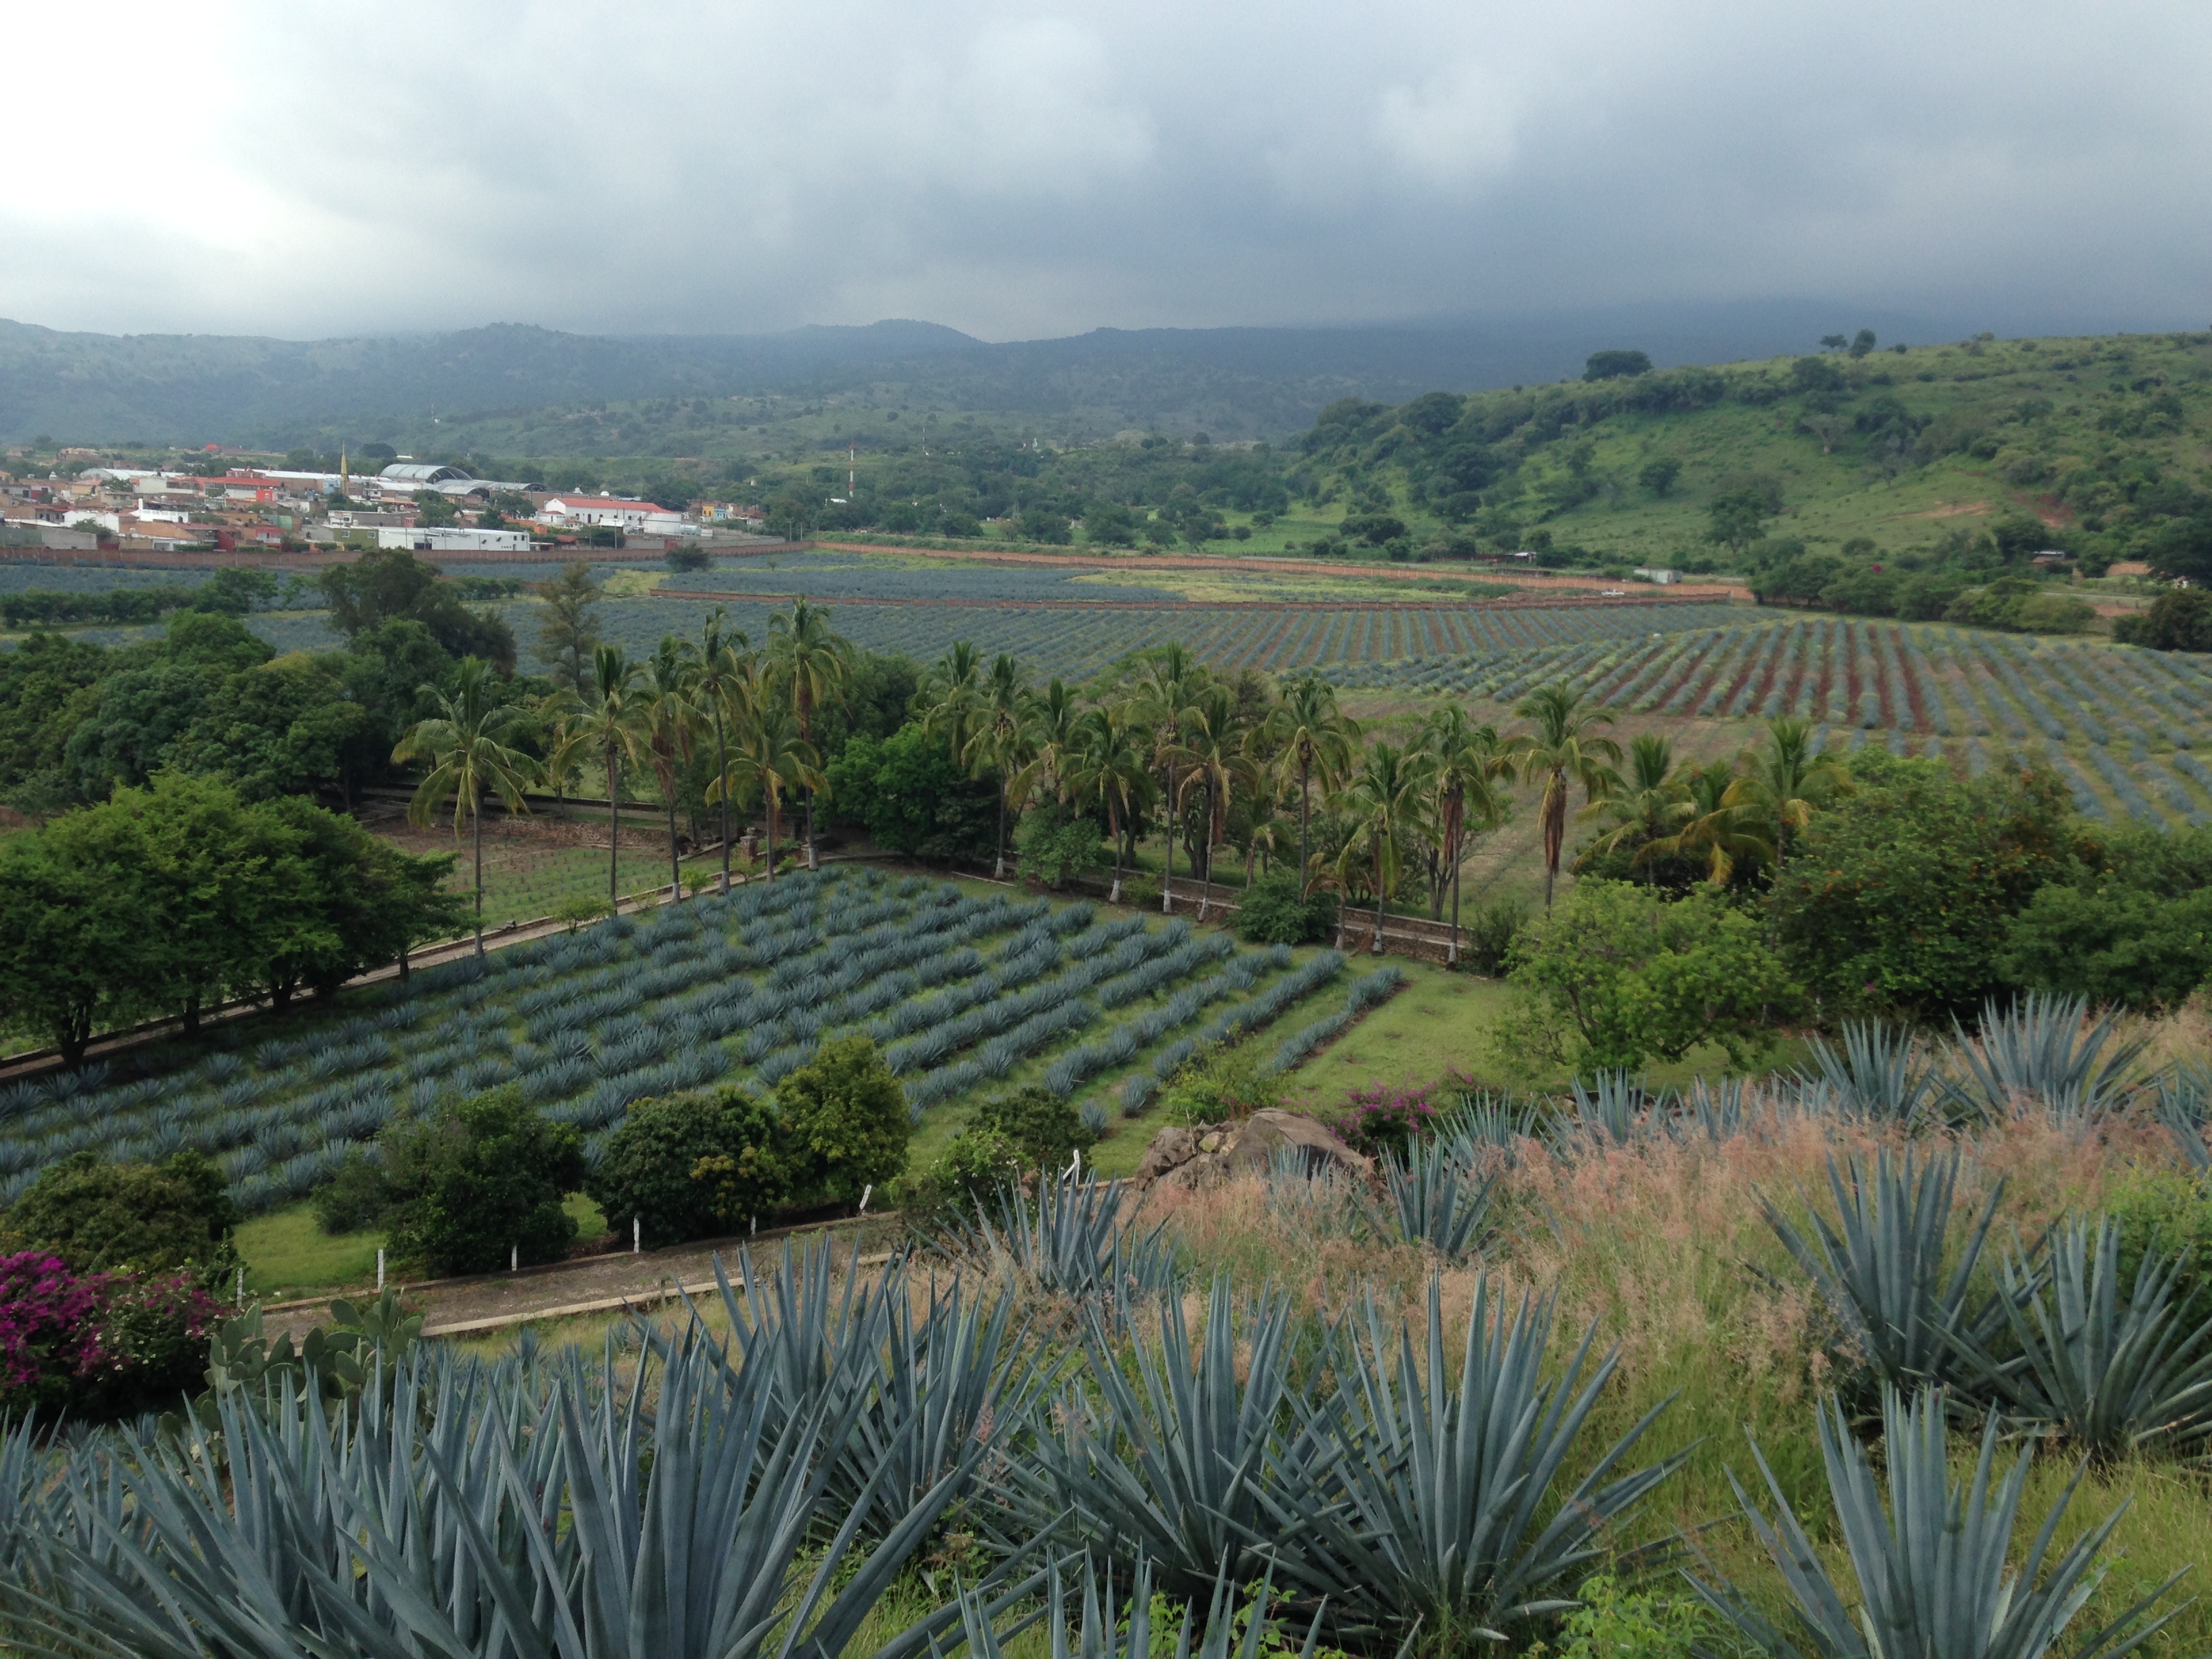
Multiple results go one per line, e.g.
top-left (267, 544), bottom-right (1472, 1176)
top-left (1720, 716), bottom-right (1851, 868)
top-left (1637, 457), bottom-right (1681, 497)
top-left (776, 1035), bottom-right (909, 1204)
top-left (1577, 732), bottom-right (1679, 881)
top-left (1996, 823), bottom-right (2212, 1009)
top-left (1132, 644), bottom-right (1207, 913)
top-left (0, 1149), bottom-right (239, 1284)
top-left (712, 698), bottom-right (823, 882)
top-left (1066, 703), bottom-right (1154, 903)
top-left (585, 1086), bottom-right (791, 1244)
top-left (1418, 704), bottom-right (1508, 964)
top-left (1705, 489), bottom-right (1773, 555)
top-left (0, 802), bottom-right (163, 1062)
top-left (249, 794), bottom-right (466, 1002)
top-left (1328, 741), bottom-right (1433, 953)
top-left (382, 1088), bottom-right (588, 1276)
top-left (320, 548), bottom-right (516, 670)
top-left (1769, 752), bottom-right (2076, 1018)
top-left (1501, 881), bottom-right (1802, 1072)
top-left (1849, 327), bottom-right (1877, 358)
top-left (1265, 674), bottom-right (1362, 901)
top-left (531, 560), bottom-right (602, 693)
top-left (765, 597), bottom-right (851, 869)
top-left (637, 635), bottom-right (701, 900)
top-left (691, 609), bottom-right (754, 893)
top-left (558, 644), bottom-right (646, 908)
top-left (1507, 682), bottom-right (1623, 912)
top-left (963, 653), bottom-right (1033, 878)
top-left (166, 653), bottom-right (370, 801)
top-left (1172, 682), bottom-right (1255, 921)
top-left (392, 657), bottom-right (538, 956)
top-left (1584, 349), bottom-right (1653, 381)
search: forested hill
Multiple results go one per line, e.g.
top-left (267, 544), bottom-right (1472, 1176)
top-left (1289, 330), bottom-right (2212, 583)
top-left (1, 298), bottom-right (1962, 450)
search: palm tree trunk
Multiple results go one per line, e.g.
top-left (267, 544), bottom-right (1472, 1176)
top-left (1372, 843), bottom-right (1386, 955)
top-left (1197, 780), bottom-right (1213, 922)
top-left (1450, 849), bottom-right (1463, 968)
top-left (714, 709), bottom-right (731, 895)
top-left (1297, 754), bottom-right (1311, 900)
top-left (472, 785), bottom-right (485, 958)
top-left (606, 743), bottom-right (620, 910)
top-left (1108, 801), bottom-right (1123, 903)
top-left (994, 787), bottom-right (1006, 880)
top-left (1160, 762), bottom-right (1175, 913)
top-left (1542, 772), bottom-right (1565, 913)
top-left (666, 790), bottom-right (680, 902)
top-left (764, 793), bottom-right (778, 885)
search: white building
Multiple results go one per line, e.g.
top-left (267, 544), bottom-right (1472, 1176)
top-left (539, 497), bottom-right (692, 535)
top-left (1633, 567), bottom-right (1682, 585)
top-left (376, 526), bottom-right (536, 553)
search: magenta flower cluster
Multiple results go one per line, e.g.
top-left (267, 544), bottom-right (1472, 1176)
top-left (1338, 1085), bottom-right (1437, 1160)
top-left (0, 1251), bottom-right (223, 1420)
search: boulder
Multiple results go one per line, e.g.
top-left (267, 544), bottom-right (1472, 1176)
top-left (1135, 1111), bottom-right (1368, 1189)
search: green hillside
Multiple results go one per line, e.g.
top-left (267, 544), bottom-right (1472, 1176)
top-left (1288, 331), bottom-right (2212, 583)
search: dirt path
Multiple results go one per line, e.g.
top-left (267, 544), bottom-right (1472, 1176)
top-left (262, 1215), bottom-right (908, 1343)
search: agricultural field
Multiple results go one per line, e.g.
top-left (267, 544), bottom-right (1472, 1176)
top-left (0, 865), bottom-right (1374, 1216)
top-left (1334, 613), bottom-right (2212, 827)
top-left (373, 817), bottom-right (701, 928)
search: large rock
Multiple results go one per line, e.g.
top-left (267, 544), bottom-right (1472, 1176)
top-left (1135, 1111), bottom-right (1368, 1188)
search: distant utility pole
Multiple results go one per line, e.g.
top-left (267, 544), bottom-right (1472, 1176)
top-left (848, 441), bottom-right (856, 498)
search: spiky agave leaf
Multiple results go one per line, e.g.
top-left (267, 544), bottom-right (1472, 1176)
top-left (1759, 1147), bottom-right (2018, 1403)
top-left (1267, 1275), bottom-right (1686, 1644)
top-left (960, 1168), bottom-right (1179, 1310)
top-left (934, 1554), bottom-right (1324, 1659)
top-left (2153, 1065), bottom-right (2211, 1172)
top-left (1800, 1020), bottom-right (1944, 1126)
top-left (1946, 1215), bottom-right (2212, 1462)
top-left (1364, 1142), bottom-right (1498, 1261)
top-left (1946, 992), bottom-right (2149, 1127)
top-left (1012, 1279), bottom-right (1329, 1601)
top-left (1689, 1387), bottom-right (2190, 1659)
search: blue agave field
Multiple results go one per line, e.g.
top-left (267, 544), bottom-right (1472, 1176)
top-left (0, 866), bottom-right (1359, 1213)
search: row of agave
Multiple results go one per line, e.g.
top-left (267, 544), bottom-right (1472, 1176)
top-left (0, 864), bottom-right (1345, 1208)
top-left (0, 1192), bottom-right (2186, 1659)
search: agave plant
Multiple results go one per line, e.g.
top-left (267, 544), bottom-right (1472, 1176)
top-left (1946, 992), bottom-right (2148, 1126)
top-left (1564, 1070), bottom-right (1652, 1147)
top-left (2152, 1066), bottom-right (2211, 1172)
top-left (1015, 1279), bottom-right (1329, 1599)
top-left (964, 1168), bottom-right (1180, 1309)
top-left (1690, 1387), bottom-right (2189, 1659)
top-left (1271, 1276), bottom-right (1687, 1644)
top-left (1364, 1142), bottom-right (1499, 1261)
top-left (1759, 1148), bottom-right (2018, 1402)
top-left (1800, 1020), bottom-right (1944, 1126)
top-left (1944, 1216), bottom-right (2212, 1462)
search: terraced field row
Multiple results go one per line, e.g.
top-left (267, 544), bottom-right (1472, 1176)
top-left (1330, 615), bottom-right (2212, 825)
top-left (0, 867), bottom-right (1359, 1214)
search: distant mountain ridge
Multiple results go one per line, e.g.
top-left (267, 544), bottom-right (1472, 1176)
top-left (0, 299), bottom-right (2148, 450)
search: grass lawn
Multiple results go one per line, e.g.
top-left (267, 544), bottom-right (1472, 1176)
top-left (239, 1192), bottom-right (612, 1298)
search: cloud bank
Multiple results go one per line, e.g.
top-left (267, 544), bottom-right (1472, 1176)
top-left (4, 0), bottom-right (2205, 341)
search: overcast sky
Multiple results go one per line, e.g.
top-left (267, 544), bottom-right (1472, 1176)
top-left (5, 0), bottom-right (2206, 343)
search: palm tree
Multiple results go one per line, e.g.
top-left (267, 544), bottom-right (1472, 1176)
top-left (919, 641), bottom-right (984, 760)
top-left (1419, 705), bottom-right (1509, 966)
top-left (638, 635), bottom-right (701, 901)
top-left (1172, 682), bottom-right (1256, 922)
top-left (1580, 733), bottom-right (1679, 880)
top-left (764, 597), bottom-right (851, 870)
top-left (1507, 682), bottom-right (1624, 912)
top-left (1011, 676), bottom-right (1082, 809)
top-left (691, 609), bottom-right (754, 895)
top-left (1067, 704), bottom-right (1151, 904)
top-left (392, 657), bottom-right (539, 956)
top-left (1723, 717), bottom-right (1852, 866)
top-left (1328, 741), bottom-right (1433, 954)
top-left (1132, 644), bottom-right (1204, 912)
top-left (1645, 758), bottom-right (1774, 886)
top-left (1266, 675), bottom-right (1362, 899)
top-left (710, 699), bottom-right (823, 885)
top-left (560, 644), bottom-right (646, 910)
top-left (962, 653), bottom-right (1032, 878)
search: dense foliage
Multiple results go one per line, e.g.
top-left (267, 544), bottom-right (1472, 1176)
top-left (0, 1250), bottom-right (222, 1422)
top-left (376, 1087), bottom-right (588, 1275)
top-left (0, 1149), bottom-right (238, 1282)
top-left (584, 1084), bottom-right (790, 1244)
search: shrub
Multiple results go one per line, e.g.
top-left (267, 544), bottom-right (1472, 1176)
top-left (896, 1126), bottom-right (1026, 1229)
top-left (0, 1251), bottom-right (222, 1423)
top-left (1458, 897), bottom-right (1527, 975)
top-left (311, 1147), bottom-right (390, 1235)
top-left (586, 1086), bottom-right (792, 1244)
top-left (380, 1087), bottom-right (588, 1275)
top-left (1, 1149), bottom-right (239, 1284)
top-left (776, 1035), bottom-right (909, 1204)
top-left (1162, 1040), bottom-right (1284, 1126)
top-left (1498, 882), bottom-right (1801, 1073)
top-left (1336, 1084), bottom-right (1437, 1160)
top-left (971, 1084), bottom-right (1098, 1170)
top-left (663, 545), bottom-right (712, 573)
top-left (2114, 588), bottom-right (2212, 651)
top-left (1233, 873), bottom-right (1336, 945)
top-left (1014, 808), bottom-right (1105, 890)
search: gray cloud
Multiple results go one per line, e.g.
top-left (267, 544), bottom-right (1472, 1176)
top-left (3, 0), bottom-right (2206, 340)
